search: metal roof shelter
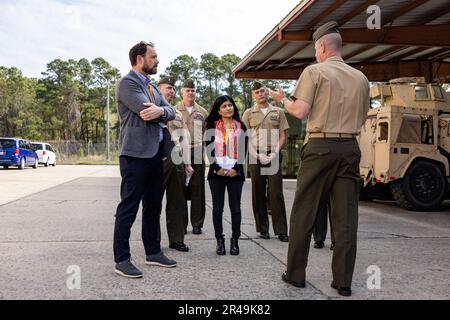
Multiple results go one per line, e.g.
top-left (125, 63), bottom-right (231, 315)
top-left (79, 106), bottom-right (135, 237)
top-left (233, 0), bottom-right (450, 82)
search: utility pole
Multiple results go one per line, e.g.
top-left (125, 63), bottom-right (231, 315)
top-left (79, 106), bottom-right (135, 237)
top-left (106, 82), bottom-right (110, 163)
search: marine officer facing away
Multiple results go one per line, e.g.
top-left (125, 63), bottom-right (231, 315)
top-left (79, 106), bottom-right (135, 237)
top-left (270, 21), bottom-right (370, 297)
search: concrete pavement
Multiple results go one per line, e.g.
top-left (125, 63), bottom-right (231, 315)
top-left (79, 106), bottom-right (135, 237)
top-left (0, 165), bottom-right (448, 300)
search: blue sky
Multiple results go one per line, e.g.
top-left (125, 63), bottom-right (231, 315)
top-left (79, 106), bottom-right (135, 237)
top-left (0, 0), bottom-right (300, 78)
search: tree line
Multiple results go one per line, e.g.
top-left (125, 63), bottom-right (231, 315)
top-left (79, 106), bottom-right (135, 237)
top-left (0, 58), bottom-right (120, 143)
top-left (0, 53), bottom-right (292, 143)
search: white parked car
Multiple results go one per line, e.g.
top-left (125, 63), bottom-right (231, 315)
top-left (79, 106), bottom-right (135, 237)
top-left (31, 142), bottom-right (57, 167)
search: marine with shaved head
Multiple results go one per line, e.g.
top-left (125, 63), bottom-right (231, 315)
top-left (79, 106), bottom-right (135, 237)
top-left (270, 21), bottom-right (370, 297)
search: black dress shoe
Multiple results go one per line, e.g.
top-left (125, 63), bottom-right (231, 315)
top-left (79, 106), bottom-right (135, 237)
top-left (331, 281), bottom-right (352, 297)
top-left (314, 241), bottom-right (324, 249)
top-left (282, 272), bottom-right (305, 288)
top-left (169, 242), bottom-right (189, 252)
top-left (330, 242), bottom-right (335, 251)
top-left (278, 234), bottom-right (289, 242)
top-left (192, 227), bottom-right (202, 235)
top-left (260, 232), bottom-right (270, 240)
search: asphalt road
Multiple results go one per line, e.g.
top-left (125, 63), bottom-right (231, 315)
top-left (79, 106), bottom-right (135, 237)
top-left (0, 165), bottom-right (448, 300)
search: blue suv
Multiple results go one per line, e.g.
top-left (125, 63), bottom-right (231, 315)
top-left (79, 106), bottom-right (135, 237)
top-left (0, 138), bottom-right (39, 170)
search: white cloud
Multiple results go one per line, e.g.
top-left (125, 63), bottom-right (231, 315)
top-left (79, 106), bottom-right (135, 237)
top-left (0, 0), bottom-right (300, 78)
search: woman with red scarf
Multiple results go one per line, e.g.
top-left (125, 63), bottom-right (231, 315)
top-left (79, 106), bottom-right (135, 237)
top-left (205, 95), bottom-right (247, 256)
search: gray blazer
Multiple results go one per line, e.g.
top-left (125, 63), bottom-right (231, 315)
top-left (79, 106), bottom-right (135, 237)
top-left (116, 71), bottom-right (176, 158)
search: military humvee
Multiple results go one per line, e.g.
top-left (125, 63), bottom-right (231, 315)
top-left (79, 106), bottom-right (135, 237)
top-left (359, 77), bottom-right (450, 211)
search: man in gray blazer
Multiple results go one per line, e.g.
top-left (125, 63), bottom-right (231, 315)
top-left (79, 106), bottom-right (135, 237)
top-left (114, 41), bottom-right (176, 278)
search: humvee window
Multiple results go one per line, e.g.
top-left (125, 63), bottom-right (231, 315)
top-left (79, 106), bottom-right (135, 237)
top-left (397, 114), bottom-right (421, 143)
top-left (370, 98), bottom-right (381, 109)
top-left (397, 114), bottom-right (434, 144)
top-left (378, 122), bottom-right (388, 142)
top-left (421, 116), bottom-right (434, 144)
top-left (432, 86), bottom-right (444, 100)
top-left (415, 85), bottom-right (429, 100)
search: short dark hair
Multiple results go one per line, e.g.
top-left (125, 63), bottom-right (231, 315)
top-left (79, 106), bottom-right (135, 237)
top-left (129, 41), bottom-right (154, 66)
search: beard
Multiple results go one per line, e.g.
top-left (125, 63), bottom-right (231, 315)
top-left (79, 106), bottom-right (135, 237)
top-left (142, 63), bottom-right (158, 75)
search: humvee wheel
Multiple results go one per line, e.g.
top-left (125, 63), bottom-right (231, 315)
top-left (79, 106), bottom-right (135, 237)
top-left (391, 160), bottom-right (445, 211)
top-left (359, 187), bottom-right (374, 201)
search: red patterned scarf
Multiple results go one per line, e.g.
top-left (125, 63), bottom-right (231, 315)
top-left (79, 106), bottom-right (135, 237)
top-left (214, 119), bottom-right (241, 159)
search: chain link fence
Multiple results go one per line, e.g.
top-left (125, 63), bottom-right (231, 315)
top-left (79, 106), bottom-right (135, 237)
top-left (47, 138), bottom-right (302, 176)
top-left (48, 140), bottom-right (119, 164)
